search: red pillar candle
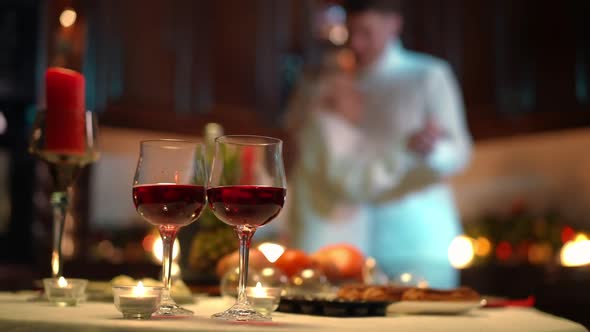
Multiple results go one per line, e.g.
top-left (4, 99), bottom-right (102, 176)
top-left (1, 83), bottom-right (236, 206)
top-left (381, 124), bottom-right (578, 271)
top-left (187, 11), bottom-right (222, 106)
top-left (45, 67), bottom-right (86, 154)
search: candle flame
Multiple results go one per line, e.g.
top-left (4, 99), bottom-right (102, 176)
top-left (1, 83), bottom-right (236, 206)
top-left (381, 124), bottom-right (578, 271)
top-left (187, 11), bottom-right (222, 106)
top-left (57, 277), bottom-right (68, 288)
top-left (252, 282), bottom-right (267, 298)
top-left (133, 281), bottom-right (146, 297)
top-left (51, 252), bottom-right (60, 277)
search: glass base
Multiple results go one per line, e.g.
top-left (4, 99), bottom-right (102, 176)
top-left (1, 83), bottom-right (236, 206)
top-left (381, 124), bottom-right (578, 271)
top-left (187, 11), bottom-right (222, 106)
top-left (123, 312), bottom-right (152, 320)
top-left (153, 303), bottom-right (194, 317)
top-left (211, 303), bottom-right (271, 322)
top-left (51, 298), bottom-right (78, 307)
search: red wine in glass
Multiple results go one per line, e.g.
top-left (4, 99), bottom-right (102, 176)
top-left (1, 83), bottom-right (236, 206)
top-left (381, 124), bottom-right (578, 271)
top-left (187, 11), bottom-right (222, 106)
top-left (133, 184), bottom-right (206, 227)
top-left (208, 135), bottom-right (286, 322)
top-left (207, 186), bottom-right (286, 227)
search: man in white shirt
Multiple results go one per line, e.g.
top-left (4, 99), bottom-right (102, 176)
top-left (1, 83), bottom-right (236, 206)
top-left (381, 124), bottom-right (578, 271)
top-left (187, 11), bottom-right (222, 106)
top-left (285, 0), bottom-right (472, 288)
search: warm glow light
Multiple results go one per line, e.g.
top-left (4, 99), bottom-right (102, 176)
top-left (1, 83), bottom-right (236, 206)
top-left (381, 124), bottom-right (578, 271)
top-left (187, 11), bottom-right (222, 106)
top-left (142, 234), bottom-right (157, 252)
top-left (400, 273), bottom-right (412, 284)
top-left (293, 277), bottom-right (303, 286)
top-left (417, 280), bottom-right (429, 288)
top-left (301, 269), bottom-right (314, 279)
top-left (51, 252), bottom-right (60, 277)
top-left (171, 262), bottom-right (180, 277)
top-left (528, 243), bottom-right (552, 265)
top-left (59, 8), bottom-right (77, 28)
top-left (152, 237), bottom-right (180, 262)
top-left (574, 233), bottom-right (588, 242)
top-left (133, 281), bottom-right (146, 297)
top-left (57, 276), bottom-right (68, 288)
top-left (474, 237), bottom-right (492, 257)
top-left (448, 235), bottom-right (475, 269)
top-left (328, 25), bottom-right (348, 45)
top-left (251, 282), bottom-right (267, 298)
top-left (560, 239), bottom-right (590, 267)
top-left (261, 267), bottom-right (276, 278)
top-left (258, 242), bottom-right (285, 263)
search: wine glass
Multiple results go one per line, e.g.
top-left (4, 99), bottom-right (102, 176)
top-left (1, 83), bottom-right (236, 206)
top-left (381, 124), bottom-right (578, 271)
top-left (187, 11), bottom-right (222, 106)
top-left (29, 110), bottom-right (99, 278)
top-left (132, 140), bottom-right (207, 317)
top-left (207, 135), bottom-right (287, 322)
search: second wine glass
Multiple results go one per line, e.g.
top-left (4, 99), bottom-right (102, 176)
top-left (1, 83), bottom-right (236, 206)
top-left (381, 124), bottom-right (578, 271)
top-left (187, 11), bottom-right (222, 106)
top-left (132, 139), bottom-right (207, 317)
top-left (207, 135), bottom-right (287, 322)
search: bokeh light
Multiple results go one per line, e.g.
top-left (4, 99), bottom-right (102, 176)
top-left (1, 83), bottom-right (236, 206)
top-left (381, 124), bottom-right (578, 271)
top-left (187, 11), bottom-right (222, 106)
top-left (59, 8), bottom-right (77, 28)
top-left (448, 235), bottom-right (475, 269)
top-left (328, 25), bottom-right (348, 45)
top-left (258, 242), bottom-right (285, 263)
top-left (152, 237), bottom-right (180, 262)
top-left (560, 235), bottom-right (590, 267)
top-left (474, 236), bottom-right (492, 257)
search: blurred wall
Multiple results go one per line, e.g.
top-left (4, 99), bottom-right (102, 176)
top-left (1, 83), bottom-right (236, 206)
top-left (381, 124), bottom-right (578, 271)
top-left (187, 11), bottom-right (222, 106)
top-left (452, 128), bottom-right (590, 226)
top-left (90, 127), bottom-right (199, 229)
top-left (92, 126), bottom-right (590, 230)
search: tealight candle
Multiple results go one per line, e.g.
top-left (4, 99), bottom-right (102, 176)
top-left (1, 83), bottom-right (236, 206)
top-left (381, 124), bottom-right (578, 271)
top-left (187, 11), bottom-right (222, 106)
top-left (113, 281), bottom-right (162, 320)
top-left (43, 277), bottom-right (88, 307)
top-left (246, 282), bottom-right (282, 316)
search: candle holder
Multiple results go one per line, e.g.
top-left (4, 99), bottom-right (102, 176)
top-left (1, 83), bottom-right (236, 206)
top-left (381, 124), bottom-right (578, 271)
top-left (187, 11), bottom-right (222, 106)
top-left (29, 109), bottom-right (99, 278)
top-left (246, 283), bottom-right (282, 316)
top-left (43, 277), bottom-right (88, 307)
top-left (286, 268), bottom-right (331, 298)
top-left (113, 283), bottom-right (163, 320)
top-left (220, 267), bottom-right (260, 302)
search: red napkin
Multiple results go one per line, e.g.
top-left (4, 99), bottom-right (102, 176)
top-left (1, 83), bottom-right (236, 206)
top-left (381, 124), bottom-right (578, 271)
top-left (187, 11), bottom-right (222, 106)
top-left (484, 296), bottom-right (536, 308)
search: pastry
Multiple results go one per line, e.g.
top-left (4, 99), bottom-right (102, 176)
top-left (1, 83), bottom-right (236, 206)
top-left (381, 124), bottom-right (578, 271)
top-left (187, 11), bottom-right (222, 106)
top-left (401, 287), bottom-right (480, 302)
top-left (337, 284), bottom-right (408, 302)
top-left (337, 284), bottom-right (480, 302)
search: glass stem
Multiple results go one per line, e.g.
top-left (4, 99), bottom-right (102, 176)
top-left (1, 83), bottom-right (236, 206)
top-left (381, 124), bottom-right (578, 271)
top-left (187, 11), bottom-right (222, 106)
top-left (159, 226), bottom-right (178, 303)
top-left (236, 227), bottom-right (255, 305)
top-left (50, 191), bottom-right (69, 278)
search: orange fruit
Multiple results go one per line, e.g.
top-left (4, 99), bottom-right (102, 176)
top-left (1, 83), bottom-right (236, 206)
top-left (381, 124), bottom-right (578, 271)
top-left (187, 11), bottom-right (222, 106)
top-left (274, 249), bottom-right (314, 277)
top-left (312, 244), bottom-right (364, 281)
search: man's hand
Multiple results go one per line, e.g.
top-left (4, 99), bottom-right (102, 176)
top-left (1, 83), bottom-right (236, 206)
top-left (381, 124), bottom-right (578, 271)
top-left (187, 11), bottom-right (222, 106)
top-left (407, 117), bottom-right (444, 156)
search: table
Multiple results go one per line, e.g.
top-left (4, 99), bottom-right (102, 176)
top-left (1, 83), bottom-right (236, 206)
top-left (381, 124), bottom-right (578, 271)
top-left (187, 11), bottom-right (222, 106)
top-left (0, 293), bottom-right (586, 332)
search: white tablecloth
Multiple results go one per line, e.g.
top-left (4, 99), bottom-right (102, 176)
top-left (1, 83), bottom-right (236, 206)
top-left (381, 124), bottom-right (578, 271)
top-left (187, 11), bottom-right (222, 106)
top-left (0, 293), bottom-right (586, 332)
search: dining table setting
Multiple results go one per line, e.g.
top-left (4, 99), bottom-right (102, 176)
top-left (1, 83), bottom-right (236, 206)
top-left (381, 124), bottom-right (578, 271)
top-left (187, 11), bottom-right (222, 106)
top-left (0, 287), bottom-right (587, 332)
top-left (1, 66), bottom-right (587, 332)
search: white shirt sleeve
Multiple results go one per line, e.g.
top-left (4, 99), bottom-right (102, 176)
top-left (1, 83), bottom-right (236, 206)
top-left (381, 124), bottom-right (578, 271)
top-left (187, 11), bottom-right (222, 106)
top-left (372, 63), bottom-right (472, 203)
top-left (298, 111), bottom-right (409, 203)
top-left (423, 62), bottom-right (472, 177)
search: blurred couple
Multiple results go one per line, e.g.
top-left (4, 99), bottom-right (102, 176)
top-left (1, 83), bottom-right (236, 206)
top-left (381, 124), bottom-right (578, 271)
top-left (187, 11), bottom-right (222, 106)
top-left (283, 0), bottom-right (472, 288)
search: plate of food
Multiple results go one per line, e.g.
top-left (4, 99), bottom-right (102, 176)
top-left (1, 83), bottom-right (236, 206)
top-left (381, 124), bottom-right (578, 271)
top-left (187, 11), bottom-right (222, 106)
top-left (386, 287), bottom-right (484, 315)
top-left (279, 285), bottom-right (483, 317)
top-left (278, 284), bottom-right (406, 317)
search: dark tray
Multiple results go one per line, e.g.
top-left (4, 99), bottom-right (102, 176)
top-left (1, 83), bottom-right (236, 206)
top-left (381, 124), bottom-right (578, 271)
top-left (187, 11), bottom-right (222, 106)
top-left (277, 297), bottom-right (392, 317)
